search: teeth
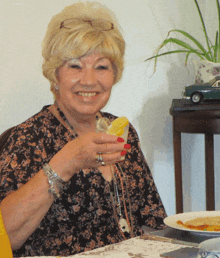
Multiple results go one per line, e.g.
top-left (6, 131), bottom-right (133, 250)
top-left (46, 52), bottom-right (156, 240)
top-left (77, 92), bottom-right (97, 97)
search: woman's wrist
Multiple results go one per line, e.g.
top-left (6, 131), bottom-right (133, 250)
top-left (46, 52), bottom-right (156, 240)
top-left (47, 158), bottom-right (72, 182)
top-left (42, 163), bottom-right (69, 200)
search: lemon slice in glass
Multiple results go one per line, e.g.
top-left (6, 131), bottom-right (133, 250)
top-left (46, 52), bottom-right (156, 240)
top-left (107, 117), bottom-right (129, 136)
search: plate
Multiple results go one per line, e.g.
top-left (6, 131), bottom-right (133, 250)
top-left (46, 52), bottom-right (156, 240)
top-left (164, 211), bottom-right (220, 236)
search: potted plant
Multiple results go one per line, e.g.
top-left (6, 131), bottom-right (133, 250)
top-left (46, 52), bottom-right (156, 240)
top-left (146, 0), bottom-right (220, 83)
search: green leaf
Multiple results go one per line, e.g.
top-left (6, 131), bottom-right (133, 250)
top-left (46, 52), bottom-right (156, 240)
top-left (214, 31), bottom-right (218, 62)
top-left (216, 0), bottom-right (220, 61)
top-left (158, 38), bottom-right (210, 60)
top-left (145, 50), bottom-right (191, 62)
top-left (185, 51), bottom-right (192, 66)
top-left (168, 30), bottom-right (211, 60)
top-left (145, 50), bottom-right (205, 72)
top-left (193, 0), bottom-right (212, 58)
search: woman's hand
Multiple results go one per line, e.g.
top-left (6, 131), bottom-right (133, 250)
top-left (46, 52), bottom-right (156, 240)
top-left (49, 132), bottom-right (127, 182)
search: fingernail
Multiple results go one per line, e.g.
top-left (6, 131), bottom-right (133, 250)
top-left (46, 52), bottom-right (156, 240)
top-left (117, 137), bottom-right (124, 142)
top-left (124, 144), bottom-right (131, 149)
top-left (121, 150), bottom-right (127, 156)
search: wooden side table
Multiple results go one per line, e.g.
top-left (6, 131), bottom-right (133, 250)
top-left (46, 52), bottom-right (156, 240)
top-left (170, 99), bottom-right (220, 214)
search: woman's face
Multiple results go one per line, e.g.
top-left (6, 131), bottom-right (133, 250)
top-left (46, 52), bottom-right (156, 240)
top-left (56, 52), bottom-right (115, 119)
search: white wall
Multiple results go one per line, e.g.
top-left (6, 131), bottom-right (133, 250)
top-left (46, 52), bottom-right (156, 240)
top-left (1, 0), bottom-right (219, 216)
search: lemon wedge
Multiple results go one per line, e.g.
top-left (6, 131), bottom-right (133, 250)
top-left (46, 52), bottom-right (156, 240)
top-left (107, 117), bottom-right (129, 136)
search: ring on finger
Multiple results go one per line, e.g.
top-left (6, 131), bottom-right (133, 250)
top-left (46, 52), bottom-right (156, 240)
top-left (96, 154), bottom-right (103, 163)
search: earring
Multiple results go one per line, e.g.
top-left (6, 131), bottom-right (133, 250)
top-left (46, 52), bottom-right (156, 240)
top-left (54, 84), bottom-right (59, 91)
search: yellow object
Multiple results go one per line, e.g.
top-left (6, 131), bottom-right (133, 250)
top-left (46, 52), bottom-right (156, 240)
top-left (107, 117), bottom-right (129, 136)
top-left (0, 208), bottom-right (13, 258)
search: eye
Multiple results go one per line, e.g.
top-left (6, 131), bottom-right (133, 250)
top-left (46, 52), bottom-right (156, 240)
top-left (70, 64), bottom-right (82, 69)
top-left (96, 65), bottom-right (109, 70)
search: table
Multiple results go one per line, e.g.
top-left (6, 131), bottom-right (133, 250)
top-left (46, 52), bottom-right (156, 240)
top-left (20, 226), bottom-right (212, 258)
top-left (170, 99), bottom-right (220, 213)
top-left (21, 236), bottom-right (198, 258)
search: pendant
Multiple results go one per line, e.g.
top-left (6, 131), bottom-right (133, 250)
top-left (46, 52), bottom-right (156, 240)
top-left (119, 217), bottom-right (130, 233)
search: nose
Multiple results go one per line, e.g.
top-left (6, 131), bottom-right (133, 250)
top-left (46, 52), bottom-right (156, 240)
top-left (80, 68), bottom-right (97, 87)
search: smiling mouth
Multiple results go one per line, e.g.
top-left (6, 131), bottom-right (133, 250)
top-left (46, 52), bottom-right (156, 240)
top-left (77, 92), bottom-right (98, 97)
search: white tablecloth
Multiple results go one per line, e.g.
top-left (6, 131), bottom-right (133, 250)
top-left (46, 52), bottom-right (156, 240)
top-left (22, 236), bottom-right (199, 258)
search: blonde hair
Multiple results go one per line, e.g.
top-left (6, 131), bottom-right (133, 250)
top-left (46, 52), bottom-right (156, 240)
top-left (42, 2), bottom-right (125, 94)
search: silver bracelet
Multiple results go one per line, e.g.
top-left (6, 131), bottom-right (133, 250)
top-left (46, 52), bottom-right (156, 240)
top-left (43, 163), bottom-right (66, 200)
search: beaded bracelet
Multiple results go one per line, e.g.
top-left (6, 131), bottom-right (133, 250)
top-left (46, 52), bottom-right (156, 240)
top-left (43, 163), bottom-right (67, 200)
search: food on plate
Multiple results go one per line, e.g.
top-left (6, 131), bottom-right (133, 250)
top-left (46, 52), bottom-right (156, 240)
top-left (107, 116), bottom-right (129, 136)
top-left (177, 216), bottom-right (220, 231)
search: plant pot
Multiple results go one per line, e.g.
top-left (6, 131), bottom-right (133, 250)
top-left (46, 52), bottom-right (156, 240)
top-left (193, 60), bottom-right (220, 84)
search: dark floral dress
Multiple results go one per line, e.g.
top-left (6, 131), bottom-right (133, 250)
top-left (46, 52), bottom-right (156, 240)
top-left (0, 105), bottom-right (167, 257)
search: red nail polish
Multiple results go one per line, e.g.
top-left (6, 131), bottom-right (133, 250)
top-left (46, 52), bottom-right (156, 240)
top-left (121, 150), bottom-right (127, 156)
top-left (124, 144), bottom-right (131, 149)
top-left (117, 137), bottom-right (124, 142)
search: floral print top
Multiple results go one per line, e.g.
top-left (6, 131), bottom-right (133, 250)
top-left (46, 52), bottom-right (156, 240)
top-left (0, 105), bottom-right (167, 257)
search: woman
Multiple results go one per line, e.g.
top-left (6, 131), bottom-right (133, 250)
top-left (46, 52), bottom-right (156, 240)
top-left (0, 2), bottom-right (167, 257)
